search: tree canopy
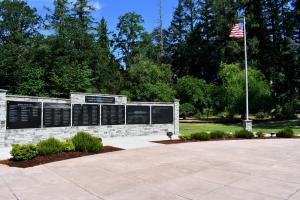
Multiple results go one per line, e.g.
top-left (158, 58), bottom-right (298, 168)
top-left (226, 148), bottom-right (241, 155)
top-left (0, 0), bottom-right (299, 119)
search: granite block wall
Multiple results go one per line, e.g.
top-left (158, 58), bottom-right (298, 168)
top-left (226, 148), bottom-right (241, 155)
top-left (0, 91), bottom-right (179, 147)
top-left (0, 90), bottom-right (7, 147)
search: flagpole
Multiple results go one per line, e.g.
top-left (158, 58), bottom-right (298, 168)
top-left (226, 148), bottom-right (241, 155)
top-left (244, 16), bottom-right (249, 120)
top-left (243, 15), bottom-right (252, 131)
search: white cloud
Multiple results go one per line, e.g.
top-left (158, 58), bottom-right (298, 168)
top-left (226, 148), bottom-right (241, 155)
top-left (91, 1), bottom-right (102, 11)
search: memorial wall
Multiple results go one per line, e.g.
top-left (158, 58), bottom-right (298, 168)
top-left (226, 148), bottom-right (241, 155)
top-left (0, 90), bottom-right (179, 147)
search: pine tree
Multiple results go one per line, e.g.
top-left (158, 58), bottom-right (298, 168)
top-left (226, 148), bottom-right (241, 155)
top-left (93, 17), bottom-right (122, 93)
top-left (292, 0), bottom-right (300, 42)
top-left (182, 0), bottom-right (198, 32)
top-left (168, 0), bottom-right (187, 45)
top-left (166, 0), bottom-right (188, 77)
top-left (187, 0), bottom-right (218, 81)
top-left (73, 0), bottom-right (94, 28)
top-left (45, 0), bottom-right (93, 97)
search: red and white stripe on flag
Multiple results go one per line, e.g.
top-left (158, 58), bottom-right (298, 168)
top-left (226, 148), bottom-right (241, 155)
top-left (229, 23), bottom-right (244, 39)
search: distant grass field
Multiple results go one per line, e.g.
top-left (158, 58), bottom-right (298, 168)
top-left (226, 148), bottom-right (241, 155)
top-left (180, 119), bottom-right (300, 135)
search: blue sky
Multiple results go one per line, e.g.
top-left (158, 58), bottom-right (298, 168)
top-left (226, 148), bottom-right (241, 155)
top-left (27, 0), bottom-right (178, 33)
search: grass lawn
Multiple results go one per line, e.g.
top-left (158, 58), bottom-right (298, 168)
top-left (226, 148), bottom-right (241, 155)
top-left (180, 119), bottom-right (300, 135)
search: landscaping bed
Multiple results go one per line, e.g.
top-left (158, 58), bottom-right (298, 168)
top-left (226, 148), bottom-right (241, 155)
top-left (155, 128), bottom-right (300, 145)
top-left (152, 136), bottom-right (300, 145)
top-left (0, 146), bottom-right (124, 168)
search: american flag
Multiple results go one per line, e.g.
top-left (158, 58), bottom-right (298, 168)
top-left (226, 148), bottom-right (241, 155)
top-left (229, 23), bottom-right (244, 39)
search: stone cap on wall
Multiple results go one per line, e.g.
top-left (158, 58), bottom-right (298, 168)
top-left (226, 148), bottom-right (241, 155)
top-left (128, 101), bottom-right (175, 105)
top-left (70, 92), bottom-right (127, 97)
top-left (6, 94), bottom-right (70, 101)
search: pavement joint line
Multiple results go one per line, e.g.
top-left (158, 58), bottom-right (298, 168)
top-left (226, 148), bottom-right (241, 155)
top-left (286, 187), bottom-right (300, 200)
top-left (228, 184), bottom-right (287, 199)
top-left (175, 194), bottom-right (195, 200)
top-left (42, 165), bottom-right (106, 200)
top-left (0, 175), bottom-right (20, 200)
top-left (193, 185), bottom-right (227, 199)
top-left (250, 172), bottom-right (300, 186)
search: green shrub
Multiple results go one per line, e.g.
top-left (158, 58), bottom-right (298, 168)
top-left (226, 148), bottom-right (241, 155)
top-left (180, 103), bottom-right (196, 119)
top-left (10, 144), bottom-right (38, 161)
top-left (276, 128), bottom-right (294, 138)
top-left (37, 138), bottom-right (64, 156)
top-left (72, 132), bottom-right (103, 153)
top-left (234, 130), bottom-right (254, 139)
top-left (179, 134), bottom-right (192, 140)
top-left (224, 132), bottom-right (234, 139)
top-left (191, 132), bottom-right (210, 141)
top-left (256, 130), bottom-right (265, 138)
top-left (62, 139), bottom-right (75, 152)
top-left (210, 131), bottom-right (225, 139)
top-left (255, 112), bottom-right (268, 119)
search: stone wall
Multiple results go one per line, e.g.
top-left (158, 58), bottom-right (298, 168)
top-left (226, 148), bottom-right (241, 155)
top-left (0, 91), bottom-right (179, 147)
top-left (0, 90), bottom-right (7, 147)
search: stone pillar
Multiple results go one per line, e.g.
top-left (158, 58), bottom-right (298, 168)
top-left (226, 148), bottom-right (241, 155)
top-left (174, 99), bottom-right (180, 135)
top-left (0, 89), bottom-right (7, 147)
top-left (243, 120), bottom-right (252, 132)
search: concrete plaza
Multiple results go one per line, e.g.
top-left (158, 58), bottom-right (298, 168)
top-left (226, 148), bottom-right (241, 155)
top-left (1, 139), bottom-right (300, 200)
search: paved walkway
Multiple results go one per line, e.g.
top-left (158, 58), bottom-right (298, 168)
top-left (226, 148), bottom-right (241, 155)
top-left (1, 139), bottom-right (300, 200)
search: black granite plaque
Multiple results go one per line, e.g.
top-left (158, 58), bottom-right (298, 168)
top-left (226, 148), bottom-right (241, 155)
top-left (85, 96), bottom-right (115, 104)
top-left (126, 105), bottom-right (150, 124)
top-left (151, 106), bottom-right (174, 124)
top-left (101, 105), bottom-right (125, 125)
top-left (43, 103), bottom-right (71, 127)
top-left (7, 101), bottom-right (42, 129)
top-left (72, 104), bottom-right (100, 126)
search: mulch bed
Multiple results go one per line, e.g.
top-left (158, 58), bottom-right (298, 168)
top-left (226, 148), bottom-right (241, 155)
top-left (0, 146), bottom-right (124, 168)
top-left (152, 137), bottom-right (300, 145)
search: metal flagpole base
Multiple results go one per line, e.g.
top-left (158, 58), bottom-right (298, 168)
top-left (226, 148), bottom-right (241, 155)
top-left (243, 120), bottom-right (252, 132)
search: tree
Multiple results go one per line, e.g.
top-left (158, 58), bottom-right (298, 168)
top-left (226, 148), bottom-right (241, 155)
top-left (114, 12), bottom-right (145, 68)
top-left (73, 0), bottom-right (94, 28)
top-left (176, 76), bottom-right (213, 112)
top-left (294, 0), bottom-right (300, 43)
top-left (186, 0), bottom-right (219, 81)
top-left (93, 17), bottom-right (123, 94)
top-left (219, 63), bottom-right (272, 118)
top-left (0, 0), bottom-right (45, 95)
top-left (166, 0), bottom-right (188, 76)
top-left (44, 0), bottom-right (93, 97)
top-left (182, 0), bottom-right (198, 32)
top-left (123, 59), bottom-right (175, 101)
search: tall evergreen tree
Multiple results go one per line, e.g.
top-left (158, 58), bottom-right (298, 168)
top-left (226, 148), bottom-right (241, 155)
top-left (294, 0), bottom-right (300, 42)
top-left (166, 0), bottom-right (189, 77)
top-left (73, 0), bottom-right (94, 28)
top-left (182, 0), bottom-right (198, 32)
top-left (93, 17), bottom-right (122, 94)
top-left (45, 0), bottom-right (93, 97)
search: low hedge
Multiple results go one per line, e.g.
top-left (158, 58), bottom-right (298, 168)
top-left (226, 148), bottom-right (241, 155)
top-left (276, 128), bottom-right (294, 138)
top-left (72, 132), bottom-right (103, 153)
top-left (63, 139), bottom-right (75, 152)
top-left (37, 138), bottom-right (65, 156)
top-left (191, 132), bottom-right (210, 141)
top-left (210, 131), bottom-right (225, 139)
top-left (10, 144), bottom-right (38, 161)
top-left (179, 134), bottom-right (192, 140)
top-left (234, 130), bottom-right (254, 139)
top-left (256, 130), bottom-right (265, 138)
